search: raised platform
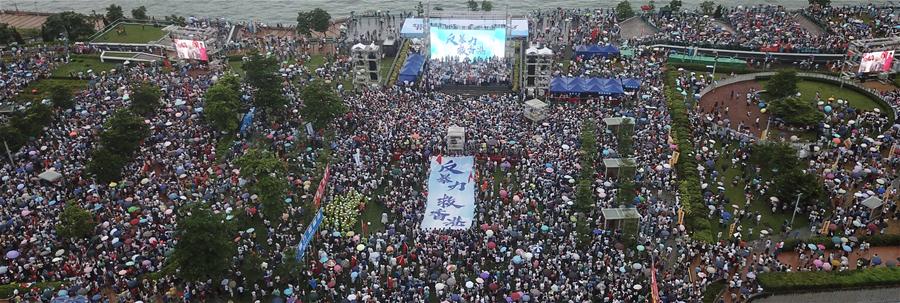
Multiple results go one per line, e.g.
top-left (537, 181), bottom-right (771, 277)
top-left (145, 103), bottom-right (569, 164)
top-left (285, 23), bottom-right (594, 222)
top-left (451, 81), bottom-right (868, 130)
top-left (437, 84), bottom-right (513, 96)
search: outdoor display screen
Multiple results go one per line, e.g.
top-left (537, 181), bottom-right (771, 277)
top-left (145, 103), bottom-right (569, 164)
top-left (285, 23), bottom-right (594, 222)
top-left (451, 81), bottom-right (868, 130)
top-left (858, 50), bottom-right (894, 73)
top-left (429, 27), bottom-right (506, 61)
top-left (174, 39), bottom-right (209, 61)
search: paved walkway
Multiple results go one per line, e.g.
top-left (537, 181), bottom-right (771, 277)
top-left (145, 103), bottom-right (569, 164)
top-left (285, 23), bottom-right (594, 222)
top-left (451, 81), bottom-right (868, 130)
top-left (754, 287), bottom-right (900, 303)
top-left (794, 14), bottom-right (825, 37)
top-left (698, 81), bottom-right (768, 137)
top-left (620, 17), bottom-right (658, 40)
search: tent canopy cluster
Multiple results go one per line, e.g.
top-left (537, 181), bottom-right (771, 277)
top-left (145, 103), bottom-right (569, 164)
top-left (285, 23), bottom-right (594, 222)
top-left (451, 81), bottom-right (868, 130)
top-left (550, 77), bottom-right (641, 95)
top-left (574, 44), bottom-right (620, 58)
top-left (398, 54), bottom-right (426, 83)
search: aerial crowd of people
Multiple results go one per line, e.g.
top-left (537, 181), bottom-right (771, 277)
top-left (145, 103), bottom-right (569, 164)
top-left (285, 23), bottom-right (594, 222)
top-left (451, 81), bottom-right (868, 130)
top-left (0, 3), bottom-right (898, 303)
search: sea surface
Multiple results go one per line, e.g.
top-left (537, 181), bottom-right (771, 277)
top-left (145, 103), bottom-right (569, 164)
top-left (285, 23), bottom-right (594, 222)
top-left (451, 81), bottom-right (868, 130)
top-left (2, 0), bottom-right (892, 23)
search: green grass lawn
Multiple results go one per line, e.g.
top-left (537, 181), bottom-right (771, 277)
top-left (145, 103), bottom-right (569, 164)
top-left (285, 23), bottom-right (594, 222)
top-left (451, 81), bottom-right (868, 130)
top-left (711, 145), bottom-right (809, 241)
top-left (52, 55), bottom-right (118, 77)
top-left (761, 80), bottom-right (888, 113)
top-left (305, 55), bottom-right (326, 70)
top-left (379, 57), bottom-right (394, 84)
top-left (17, 78), bottom-right (88, 103)
top-left (227, 59), bottom-right (245, 76)
top-left (93, 23), bottom-right (166, 44)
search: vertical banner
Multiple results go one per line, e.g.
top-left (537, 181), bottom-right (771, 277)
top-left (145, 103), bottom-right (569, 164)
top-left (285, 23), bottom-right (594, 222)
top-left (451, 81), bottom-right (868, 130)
top-left (421, 156), bottom-right (476, 230)
top-left (313, 165), bottom-right (331, 208)
top-left (296, 208), bottom-right (324, 261)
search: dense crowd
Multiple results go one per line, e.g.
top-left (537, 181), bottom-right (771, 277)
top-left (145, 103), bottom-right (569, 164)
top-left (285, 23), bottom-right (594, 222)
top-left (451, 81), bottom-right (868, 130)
top-left (425, 57), bottom-right (511, 87)
top-left (0, 3), bottom-right (898, 303)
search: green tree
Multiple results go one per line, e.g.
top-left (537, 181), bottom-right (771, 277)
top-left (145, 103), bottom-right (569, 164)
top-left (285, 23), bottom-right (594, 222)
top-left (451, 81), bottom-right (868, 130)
top-left (105, 4), bottom-right (124, 23)
top-left (714, 5), bottom-right (724, 18)
top-left (0, 23), bottom-right (24, 45)
top-left (768, 96), bottom-right (823, 127)
top-left (100, 109), bottom-right (150, 155)
top-left (416, 2), bottom-right (425, 16)
top-left (131, 6), bottom-right (148, 20)
top-left (300, 81), bottom-right (347, 130)
top-left (20, 103), bottom-right (53, 136)
top-left (764, 70), bottom-right (799, 100)
top-left (130, 83), bottom-right (161, 116)
top-left (86, 147), bottom-right (127, 182)
top-left (771, 169), bottom-right (825, 210)
top-left (616, 1), bottom-right (635, 19)
top-left (808, 0), bottom-right (831, 7)
top-left (204, 77), bottom-right (242, 133)
top-left (41, 12), bottom-right (95, 42)
top-left (481, 1), bottom-right (493, 11)
top-left (236, 149), bottom-right (288, 219)
top-left (56, 203), bottom-right (94, 239)
top-left (164, 15), bottom-right (187, 26)
top-left (174, 204), bottom-right (236, 282)
top-left (749, 143), bottom-right (800, 174)
top-left (242, 53), bottom-right (287, 112)
top-left (239, 252), bottom-right (265, 285)
top-left (50, 85), bottom-right (74, 110)
top-left (667, 0), bottom-right (682, 12)
top-left (700, 1), bottom-right (715, 15)
top-left (296, 9), bottom-right (331, 37)
top-left (467, 0), bottom-right (480, 11)
top-left (575, 179), bottom-right (593, 213)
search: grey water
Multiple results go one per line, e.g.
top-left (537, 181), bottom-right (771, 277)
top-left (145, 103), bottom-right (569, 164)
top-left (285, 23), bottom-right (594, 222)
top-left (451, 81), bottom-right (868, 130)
top-left (2, 0), bottom-right (893, 23)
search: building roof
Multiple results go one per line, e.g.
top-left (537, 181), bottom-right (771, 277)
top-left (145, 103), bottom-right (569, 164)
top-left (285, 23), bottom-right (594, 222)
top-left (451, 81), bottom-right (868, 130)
top-left (603, 117), bottom-right (635, 126)
top-left (603, 158), bottom-right (637, 168)
top-left (602, 208), bottom-right (641, 220)
top-left (38, 169), bottom-right (63, 182)
top-left (524, 99), bottom-right (548, 108)
top-left (861, 196), bottom-right (884, 209)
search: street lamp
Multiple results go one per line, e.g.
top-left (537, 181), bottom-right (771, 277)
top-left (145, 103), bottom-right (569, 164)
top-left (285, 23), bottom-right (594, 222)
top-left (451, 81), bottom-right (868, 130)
top-left (789, 192), bottom-right (801, 229)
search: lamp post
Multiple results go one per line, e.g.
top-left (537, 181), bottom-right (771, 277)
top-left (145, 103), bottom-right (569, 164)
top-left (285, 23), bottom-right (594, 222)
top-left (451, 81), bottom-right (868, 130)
top-left (790, 192), bottom-right (801, 229)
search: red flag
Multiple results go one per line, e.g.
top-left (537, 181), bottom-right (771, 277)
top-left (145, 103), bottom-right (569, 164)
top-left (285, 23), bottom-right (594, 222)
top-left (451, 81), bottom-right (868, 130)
top-left (436, 154), bottom-right (443, 165)
top-left (313, 165), bottom-right (331, 208)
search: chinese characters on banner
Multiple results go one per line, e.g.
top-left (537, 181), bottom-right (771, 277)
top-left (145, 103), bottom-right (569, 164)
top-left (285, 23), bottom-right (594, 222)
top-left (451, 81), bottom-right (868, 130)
top-left (296, 208), bottom-right (324, 261)
top-left (421, 156), bottom-right (476, 230)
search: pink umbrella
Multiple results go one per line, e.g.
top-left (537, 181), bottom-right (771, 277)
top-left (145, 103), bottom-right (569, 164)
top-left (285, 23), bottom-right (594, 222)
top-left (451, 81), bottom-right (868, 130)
top-left (334, 264), bottom-right (342, 273)
top-left (817, 244), bottom-right (826, 250)
top-left (813, 259), bottom-right (823, 267)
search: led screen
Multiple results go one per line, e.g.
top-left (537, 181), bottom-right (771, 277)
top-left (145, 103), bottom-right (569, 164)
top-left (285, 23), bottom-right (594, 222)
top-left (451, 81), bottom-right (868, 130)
top-left (429, 27), bottom-right (505, 61)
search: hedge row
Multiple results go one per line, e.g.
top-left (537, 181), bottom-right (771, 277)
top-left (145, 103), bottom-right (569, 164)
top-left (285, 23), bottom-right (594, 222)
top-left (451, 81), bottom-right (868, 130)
top-left (782, 234), bottom-right (900, 251)
top-left (758, 267), bottom-right (900, 294)
top-left (663, 68), bottom-right (712, 242)
top-left (0, 281), bottom-right (63, 299)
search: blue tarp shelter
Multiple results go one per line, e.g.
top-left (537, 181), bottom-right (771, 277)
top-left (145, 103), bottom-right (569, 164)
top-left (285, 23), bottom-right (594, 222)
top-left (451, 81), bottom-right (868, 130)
top-left (549, 77), bottom-right (626, 95)
top-left (574, 44), bottom-right (620, 58)
top-left (398, 53), bottom-right (425, 83)
top-left (622, 78), bottom-right (642, 90)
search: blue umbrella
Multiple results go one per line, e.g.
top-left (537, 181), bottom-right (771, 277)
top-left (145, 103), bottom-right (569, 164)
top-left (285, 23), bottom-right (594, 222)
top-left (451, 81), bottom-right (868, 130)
top-left (842, 245), bottom-right (852, 252)
top-left (283, 288), bottom-right (293, 296)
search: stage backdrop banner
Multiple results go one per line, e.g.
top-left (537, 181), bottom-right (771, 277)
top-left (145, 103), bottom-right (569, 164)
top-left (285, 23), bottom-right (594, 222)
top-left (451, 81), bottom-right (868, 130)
top-left (421, 156), bottom-right (476, 230)
top-left (858, 50), bottom-right (894, 73)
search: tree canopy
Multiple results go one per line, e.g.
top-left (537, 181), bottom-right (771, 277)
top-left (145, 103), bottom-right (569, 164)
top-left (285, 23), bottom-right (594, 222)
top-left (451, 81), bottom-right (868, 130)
top-left (769, 96), bottom-right (823, 127)
top-left (481, 1), bottom-right (493, 11)
top-left (242, 53), bottom-right (288, 112)
top-left (204, 75), bottom-right (243, 133)
top-left (56, 203), bottom-right (94, 239)
top-left (129, 83), bottom-right (162, 116)
top-left (173, 204), bottom-right (235, 282)
top-left (50, 85), bottom-right (74, 110)
top-left (236, 148), bottom-right (288, 219)
top-left (131, 6), bottom-right (148, 20)
top-left (41, 12), bottom-right (95, 42)
top-left (467, 0), bottom-right (480, 11)
top-left (300, 80), bottom-right (347, 130)
top-left (764, 70), bottom-right (799, 100)
top-left (297, 9), bottom-right (331, 36)
top-left (99, 109), bottom-right (149, 156)
top-left (0, 23), bottom-right (24, 45)
top-left (616, 1), bottom-right (635, 19)
top-left (808, 0), bottom-right (831, 7)
top-left (105, 4), bottom-right (125, 23)
top-left (700, 1), bottom-right (716, 15)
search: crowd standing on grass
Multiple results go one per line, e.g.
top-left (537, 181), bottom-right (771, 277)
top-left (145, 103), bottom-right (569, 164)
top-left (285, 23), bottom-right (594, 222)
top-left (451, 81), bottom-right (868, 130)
top-left (0, 3), bottom-right (899, 303)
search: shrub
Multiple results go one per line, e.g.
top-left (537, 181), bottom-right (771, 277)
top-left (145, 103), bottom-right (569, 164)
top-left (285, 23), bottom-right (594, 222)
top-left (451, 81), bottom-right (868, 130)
top-left (758, 267), bottom-right (900, 293)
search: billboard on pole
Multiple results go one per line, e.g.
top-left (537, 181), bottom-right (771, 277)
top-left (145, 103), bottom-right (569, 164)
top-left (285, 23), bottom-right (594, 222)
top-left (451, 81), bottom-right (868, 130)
top-left (174, 39), bottom-right (209, 61)
top-left (858, 50), bottom-right (894, 73)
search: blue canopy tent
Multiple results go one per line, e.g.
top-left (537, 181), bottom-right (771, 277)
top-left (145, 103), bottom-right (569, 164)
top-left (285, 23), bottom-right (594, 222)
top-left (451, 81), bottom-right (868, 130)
top-left (622, 78), bottom-right (642, 90)
top-left (549, 77), bottom-right (625, 96)
top-left (574, 44), bottom-right (620, 59)
top-left (398, 53), bottom-right (425, 83)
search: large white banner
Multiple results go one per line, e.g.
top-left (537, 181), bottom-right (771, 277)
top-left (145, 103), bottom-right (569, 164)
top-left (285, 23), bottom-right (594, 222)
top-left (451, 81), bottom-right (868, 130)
top-left (401, 18), bottom-right (528, 38)
top-left (421, 156), bottom-right (476, 230)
